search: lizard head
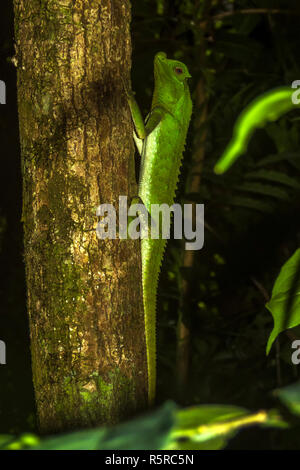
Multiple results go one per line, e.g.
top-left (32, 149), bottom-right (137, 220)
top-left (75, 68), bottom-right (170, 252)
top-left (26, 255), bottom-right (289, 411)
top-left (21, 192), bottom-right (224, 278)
top-left (152, 52), bottom-right (192, 110)
top-left (154, 52), bottom-right (192, 85)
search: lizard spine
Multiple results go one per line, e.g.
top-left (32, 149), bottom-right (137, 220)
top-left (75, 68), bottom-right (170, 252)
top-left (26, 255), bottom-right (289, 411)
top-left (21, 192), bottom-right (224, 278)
top-left (128, 52), bottom-right (192, 404)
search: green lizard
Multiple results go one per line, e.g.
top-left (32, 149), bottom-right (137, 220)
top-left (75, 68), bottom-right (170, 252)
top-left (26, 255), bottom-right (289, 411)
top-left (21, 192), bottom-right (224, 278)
top-left (126, 52), bottom-right (192, 405)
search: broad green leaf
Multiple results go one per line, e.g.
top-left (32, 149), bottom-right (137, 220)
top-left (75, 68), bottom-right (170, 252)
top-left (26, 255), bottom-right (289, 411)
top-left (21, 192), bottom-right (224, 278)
top-left (275, 381), bottom-right (300, 416)
top-left (174, 405), bottom-right (247, 431)
top-left (34, 401), bottom-right (176, 450)
top-left (95, 401), bottom-right (176, 450)
top-left (266, 249), bottom-right (300, 354)
top-left (0, 434), bottom-right (40, 450)
top-left (166, 405), bottom-right (282, 450)
top-left (33, 428), bottom-right (107, 450)
top-left (0, 435), bottom-right (16, 450)
top-left (168, 436), bottom-right (226, 450)
top-left (3, 403), bottom-right (285, 451)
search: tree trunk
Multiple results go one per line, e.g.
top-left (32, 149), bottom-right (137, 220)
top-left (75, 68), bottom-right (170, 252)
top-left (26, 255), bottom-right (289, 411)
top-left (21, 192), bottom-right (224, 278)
top-left (13, 0), bottom-right (147, 434)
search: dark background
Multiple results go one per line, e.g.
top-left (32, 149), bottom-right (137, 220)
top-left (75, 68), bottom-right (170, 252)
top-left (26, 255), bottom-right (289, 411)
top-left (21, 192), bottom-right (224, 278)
top-left (1, 0), bottom-right (300, 449)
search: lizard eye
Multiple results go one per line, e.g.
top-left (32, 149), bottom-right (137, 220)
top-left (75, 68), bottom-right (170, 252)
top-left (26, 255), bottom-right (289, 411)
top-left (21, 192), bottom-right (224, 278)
top-left (174, 67), bottom-right (183, 75)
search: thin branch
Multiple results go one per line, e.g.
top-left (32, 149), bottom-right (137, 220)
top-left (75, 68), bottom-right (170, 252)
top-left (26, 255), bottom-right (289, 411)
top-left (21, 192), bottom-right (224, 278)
top-left (212, 8), bottom-right (299, 21)
top-left (251, 277), bottom-right (269, 302)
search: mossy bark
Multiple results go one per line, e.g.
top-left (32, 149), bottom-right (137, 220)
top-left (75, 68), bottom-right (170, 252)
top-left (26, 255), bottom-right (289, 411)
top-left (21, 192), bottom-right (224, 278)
top-left (13, 0), bottom-right (147, 433)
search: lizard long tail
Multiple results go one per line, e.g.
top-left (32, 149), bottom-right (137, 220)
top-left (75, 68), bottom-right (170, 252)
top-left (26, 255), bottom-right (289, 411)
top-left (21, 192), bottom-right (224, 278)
top-left (142, 237), bottom-right (167, 405)
top-left (142, 276), bottom-right (157, 406)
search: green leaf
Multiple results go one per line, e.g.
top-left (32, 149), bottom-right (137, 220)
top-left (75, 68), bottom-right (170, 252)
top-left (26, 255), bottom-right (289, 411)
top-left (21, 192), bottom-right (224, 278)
top-left (175, 405), bottom-right (247, 431)
top-left (266, 249), bottom-right (300, 354)
top-left (34, 401), bottom-right (177, 450)
top-left (0, 435), bottom-right (16, 450)
top-left (166, 405), bottom-right (281, 450)
top-left (33, 428), bottom-right (107, 451)
top-left (169, 435), bottom-right (227, 450)
top-left (0, 434), bottom-right (40, 450)
top-left (275, 381), bottom-right (300, 416)
top-left (95, 401), bottom-right (176, 450)
top-left (3, 403), bottom-right (285, 451)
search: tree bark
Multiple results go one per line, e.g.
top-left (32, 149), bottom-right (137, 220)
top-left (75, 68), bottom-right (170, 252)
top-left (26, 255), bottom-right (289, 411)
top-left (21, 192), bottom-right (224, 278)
top-left (13, 0), bottom-right (147, 434)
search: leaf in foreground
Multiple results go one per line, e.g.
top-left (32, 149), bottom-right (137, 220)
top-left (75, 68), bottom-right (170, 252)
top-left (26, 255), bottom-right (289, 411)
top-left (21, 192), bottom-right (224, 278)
top-left (166, 405), bottom-right (284, 450)
top-left (266, 249), bottom-right (300, 354)
top-left (1, 402), bottom-right (285, 450)
top-left (34, 401), bottom-right (176, 450)
top-left (275, 381), bottom-right (300, 417)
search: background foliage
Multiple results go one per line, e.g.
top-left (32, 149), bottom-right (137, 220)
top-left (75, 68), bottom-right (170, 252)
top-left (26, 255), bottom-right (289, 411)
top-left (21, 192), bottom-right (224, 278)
top-left (1, 0), bottom-right (300, 449)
